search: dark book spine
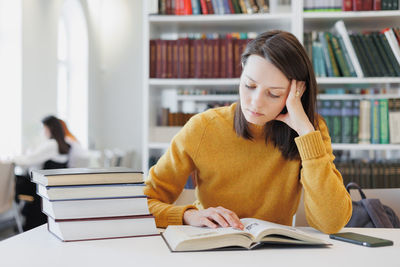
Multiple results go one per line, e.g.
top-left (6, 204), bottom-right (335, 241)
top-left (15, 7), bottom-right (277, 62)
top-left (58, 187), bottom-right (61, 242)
top-left (149, 40), bottom-right (156, 78)
top-left (359, 33), bottom-right (382, 77)
top-left (189, 39), bottom-right (195, 78)
top-left (378, 32), bottom-right (400, 76)
top-left (341, 100), bottom-right (353, 143)
top-left (351, 99), bottom-right (360, 143)
top-left (172, 39), bottom-right (179, 78)
top-left (349, 34), bottom-right (371, 77)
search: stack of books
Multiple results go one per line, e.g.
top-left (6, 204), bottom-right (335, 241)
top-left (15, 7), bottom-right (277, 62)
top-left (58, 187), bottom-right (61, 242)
top-left (30, 167), bottom-right (158, 242)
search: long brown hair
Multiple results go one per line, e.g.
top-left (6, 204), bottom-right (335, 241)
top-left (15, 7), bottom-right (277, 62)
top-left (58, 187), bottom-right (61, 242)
top-left (234, 30), bottom-right (319, 160)
top-left (42, 115), bottom-right (71, 154)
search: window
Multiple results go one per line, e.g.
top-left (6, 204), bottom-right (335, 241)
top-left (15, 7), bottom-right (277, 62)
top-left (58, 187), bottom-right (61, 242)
top-left (0, 0), bottom-right (22, 158)
top-left (57, 0), bottom-right (88, 148)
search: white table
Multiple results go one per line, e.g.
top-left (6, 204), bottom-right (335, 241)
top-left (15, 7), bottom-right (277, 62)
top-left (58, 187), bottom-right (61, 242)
top-left (0, 225), bottom-right (398, 267)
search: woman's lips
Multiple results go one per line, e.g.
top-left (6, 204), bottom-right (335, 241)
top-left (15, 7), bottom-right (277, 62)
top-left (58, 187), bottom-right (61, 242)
top-left (248, 109), bottom-right (264, 117)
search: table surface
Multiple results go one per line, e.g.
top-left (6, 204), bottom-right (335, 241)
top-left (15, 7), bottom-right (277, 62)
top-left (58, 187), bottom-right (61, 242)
top-left (0, 225), bottom-right (399, 267)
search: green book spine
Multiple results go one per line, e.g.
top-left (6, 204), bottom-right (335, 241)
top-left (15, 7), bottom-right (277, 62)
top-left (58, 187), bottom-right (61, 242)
top-left (355, 34), bottom-right (377, 77)
top-left (366, 33), bottom-right (390, 76)
top-left (379, 98), bottom-right (390, 144)
top-left (352, 99), bottom-right (360, 143)
top-left (325, 32), bottom-right (341, 77)
top-left (332, 99), bottom-right (342, 143)
top-left (319, 32), bottom-right (334, 77)
top-left (331, 34), bottom-right (351, 76)
top-left (349, 34), bottom-right (371, 77)
top-left (378, 32), bottom-right (400, 76)
top-left (341, 100), bottom-right (353, 143)
top-left (337, 35), bottom-right (357, 77)
top-left (363, 34), bottom-right (385, 77)
top-left (371, 99), bottom-right (381, 144)
top-left (372, 32), bottom-right (397, 76)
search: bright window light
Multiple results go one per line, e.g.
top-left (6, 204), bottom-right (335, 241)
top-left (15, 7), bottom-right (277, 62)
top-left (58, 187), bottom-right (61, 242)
top-left (57, 0), bottom-right (89, 148)
top-left (0, 0), bottom-right (22, 158)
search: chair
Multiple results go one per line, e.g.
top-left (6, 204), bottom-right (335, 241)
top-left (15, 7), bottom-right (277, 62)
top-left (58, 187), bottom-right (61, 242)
top-left (0, 162), bottom-right (23, 234)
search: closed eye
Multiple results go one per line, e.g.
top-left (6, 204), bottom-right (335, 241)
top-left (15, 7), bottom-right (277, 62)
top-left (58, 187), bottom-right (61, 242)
top-left (245, 84), bottom-right (256, 89)
top-left (268, 92), bottom-right (280, 98)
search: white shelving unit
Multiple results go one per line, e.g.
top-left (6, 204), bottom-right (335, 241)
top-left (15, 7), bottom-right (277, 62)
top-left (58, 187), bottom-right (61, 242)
top-left (142, 0), bottom-right (400, 175)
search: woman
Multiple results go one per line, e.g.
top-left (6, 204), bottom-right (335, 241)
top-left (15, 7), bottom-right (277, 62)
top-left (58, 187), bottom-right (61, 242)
top-left (14, 115), bottom-right (70, 230)
top-left (14, 115), bottom-right (70, 169)
top-left (144, 30), bottom-right (352, 234)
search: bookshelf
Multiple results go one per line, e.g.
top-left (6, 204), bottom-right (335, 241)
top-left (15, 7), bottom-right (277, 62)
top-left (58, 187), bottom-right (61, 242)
top-left (142, 0), bottom-right (400, 176)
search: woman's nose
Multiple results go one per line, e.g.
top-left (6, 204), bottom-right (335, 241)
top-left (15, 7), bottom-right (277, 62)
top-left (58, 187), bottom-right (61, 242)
top-left (251, 88), bottom-right (264, 108)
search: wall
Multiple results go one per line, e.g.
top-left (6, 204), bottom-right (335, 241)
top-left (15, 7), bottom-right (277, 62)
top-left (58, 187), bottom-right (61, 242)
top-left (21, 0), bottom-right (143, 168)
top-left (22, 0), bottom-right (63, 149)
top-left (87, 0), bottom-right (143, 168)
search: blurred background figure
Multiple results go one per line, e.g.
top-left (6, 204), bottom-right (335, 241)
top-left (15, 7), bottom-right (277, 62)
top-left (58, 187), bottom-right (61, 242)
top-left (13, 115), bottom-right (70, 230)
top-left (59, 119), bottom-right (89, 168)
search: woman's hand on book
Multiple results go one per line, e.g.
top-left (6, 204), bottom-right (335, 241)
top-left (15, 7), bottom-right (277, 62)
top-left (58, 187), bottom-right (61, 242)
top-left (183, 207), bottom-right (244, 230)
top-left (275, 79), bottom-right (315, 136)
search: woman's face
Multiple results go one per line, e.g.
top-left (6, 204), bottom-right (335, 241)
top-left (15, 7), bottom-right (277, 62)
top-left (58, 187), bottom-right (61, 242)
top-left (239, 55), bottom-right (290, 126)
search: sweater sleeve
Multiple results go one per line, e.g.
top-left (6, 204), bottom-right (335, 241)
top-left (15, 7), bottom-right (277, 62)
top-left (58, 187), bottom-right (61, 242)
top-left (294, 118), bottom-right (352, 234)
top-left (143, 114), bottom-right (207, 228)
top-left (13, 139), bottom-right (59, 167)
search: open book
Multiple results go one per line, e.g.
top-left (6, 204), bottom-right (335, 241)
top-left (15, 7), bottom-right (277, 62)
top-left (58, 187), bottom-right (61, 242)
top-left (162, 218), bottom-right (331, 251)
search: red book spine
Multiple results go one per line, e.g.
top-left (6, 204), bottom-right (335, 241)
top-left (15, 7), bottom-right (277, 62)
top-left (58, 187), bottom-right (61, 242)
top-left (233, 38), bottom-right (241, 78)
top-left (172, 40), bottom-right (179, 78)
top-left (342, 0), bottom-right (353, 11)
top-left (200, 0), bottom-right (209, 14)
top-left (161, 40), bottom-right (168, 78)
top-left (155, 39), bottom-right (163, 78)
top-left (194, 39), bottom-right (203, 78)
top-left (220, 36), bottom-right (227, 78)
top-left (352, 0), bottom-right (363, 10)
top-left (207, 39), bottom-right (214, 78)
top-left (177, 38), bottom-right (183, 78)
top-left (227, 0), bottom-right (235, 13)
top-left (149, 40), bottom-right (156, 78)
top-left (373, 0), bottom-right (381, 10)
top-left (183, 0), bottom-right (193, 14)
top-left (206, 0), bottom-right (215, 14)
top-left (203, 39), bottom-right (210, 78)
top-left (166, 0), bottom-right (173, 14)
top-left (183, 38), bottom-right (190, 78)
top-left (226, 34), bottom-right (234, 78)
top-left (189, 39), bottom-right (195, 78)
top-left (362, 0), bottom-right (373, 10)
top-left (213, 39), bottom-right (221, 78)
top-left (166, 40), bottom-right (173, 78)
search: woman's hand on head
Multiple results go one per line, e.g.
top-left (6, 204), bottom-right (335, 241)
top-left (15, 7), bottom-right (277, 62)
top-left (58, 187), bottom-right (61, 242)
top-left (275, 79), bottom-right (315, 136)
top-left (183, 206), bottom-right (244, 230)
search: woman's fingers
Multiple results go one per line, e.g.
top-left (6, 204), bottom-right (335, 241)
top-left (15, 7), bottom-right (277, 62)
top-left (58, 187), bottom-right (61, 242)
top-left (216, 206), bottom-right (244, 229)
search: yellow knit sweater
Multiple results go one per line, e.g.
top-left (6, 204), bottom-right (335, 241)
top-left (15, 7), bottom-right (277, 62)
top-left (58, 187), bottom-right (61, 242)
top-left (144, 103), bottom-right (352, 234)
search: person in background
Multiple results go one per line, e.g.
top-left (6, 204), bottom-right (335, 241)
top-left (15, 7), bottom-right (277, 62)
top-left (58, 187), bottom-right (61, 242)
top-left (59, 118), bottom-right (90, 168)
top-left (144, 30), bottom-right (352, 234)
top-left (14, 115), bottom-right (70, 230)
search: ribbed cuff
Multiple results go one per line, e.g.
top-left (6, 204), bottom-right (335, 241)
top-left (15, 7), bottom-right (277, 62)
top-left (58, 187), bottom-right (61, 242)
top-left (167, 204), bottom-right (198, 225)
top-left (295, 130), bottom-right (326, 160)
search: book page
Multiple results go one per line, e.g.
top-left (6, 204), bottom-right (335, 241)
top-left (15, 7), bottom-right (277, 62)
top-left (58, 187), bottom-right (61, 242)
top-left (163, 225), bottom-right (253, 251)
top-left (240, 218), bottom-right (328, 244)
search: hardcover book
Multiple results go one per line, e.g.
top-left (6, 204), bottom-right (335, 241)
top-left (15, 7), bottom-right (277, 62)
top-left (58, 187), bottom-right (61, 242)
top-left (48, 215), bottom-right (158, 242)
top-left (31, 167), bottom-right (144, 186)
top-left (162, 218), bottom-right (330, 251)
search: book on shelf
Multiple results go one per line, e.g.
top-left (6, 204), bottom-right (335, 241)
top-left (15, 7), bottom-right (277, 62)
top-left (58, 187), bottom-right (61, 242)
top-left (157, 0), bottom-right (270, 15)
top-left (37, 183), bottom-right (145, 201)
top-left (30, 167), bottom-right (144, 186)
top-left (41, 196), bottom-right (150, 220)
top-left (162, 218), bottom-right (330, 252)
top-left (389, 98), bottom-right (400, 144)
top-left (48, 215), bottom-right (159, 242)
top-left (304, 0), bottom-right (399, 11)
